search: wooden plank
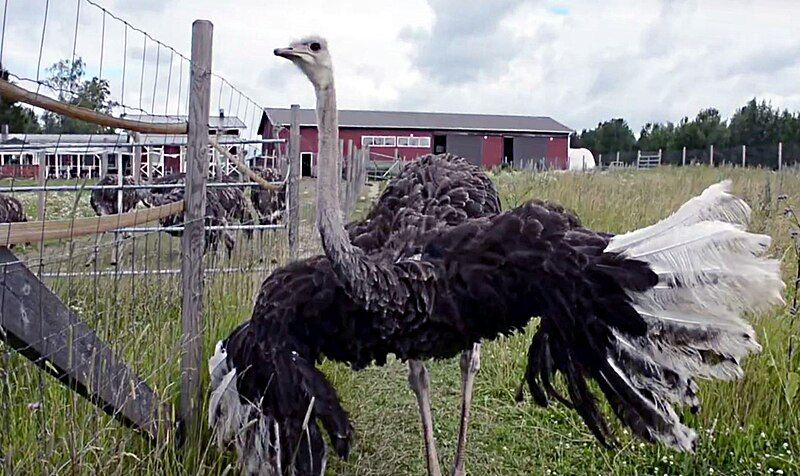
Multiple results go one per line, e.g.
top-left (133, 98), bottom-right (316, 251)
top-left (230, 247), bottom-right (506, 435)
top-left (0, 79), bottom-right (187, 135)
top-left (0, 248), bottom-right (172, 439)
top-left (0, 201), bottom-right (184, 246)
top-left (287, 104), bottom-right (300, 259)
top-left (210, 140), bottom-right (281, 191)
top-left (181, 19), bottom-right (212, 433)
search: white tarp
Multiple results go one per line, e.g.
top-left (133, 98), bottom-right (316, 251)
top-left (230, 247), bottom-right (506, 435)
top-left (568, 148), bottom-right (596, 171)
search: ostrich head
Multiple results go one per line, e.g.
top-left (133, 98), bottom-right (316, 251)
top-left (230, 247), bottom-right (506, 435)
top-left (274, 36), bottom-right (333, 89)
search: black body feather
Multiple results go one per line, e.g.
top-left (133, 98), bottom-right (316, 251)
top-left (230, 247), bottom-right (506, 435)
top-left (0, 192), bottom-right (27, 224)
top-left (90, 174), bottom-right (141, 216)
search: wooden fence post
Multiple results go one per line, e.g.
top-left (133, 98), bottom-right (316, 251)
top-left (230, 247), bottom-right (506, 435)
top-left (682, 146), bottom-right (686, 166)
top-left (742, 145), bottom-right (746, 167)
top-left (132, 131), bottom-right (142, 182)
top-left (778, 142), bottom-right (783, 170)
top-left (180, 19), bottom-right (212, 436)
top-left (287, 104), bottom-right (300, 259)
top-left (37, 151), bottom-right (45, 221)
top-left (710, 144), bottom-right (714, 167)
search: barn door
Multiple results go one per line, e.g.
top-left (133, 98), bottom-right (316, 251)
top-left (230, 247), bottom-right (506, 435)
top-left (513, 137), bottom-right (548, 170)
top-left (446, 134), bottom-right (482, 166)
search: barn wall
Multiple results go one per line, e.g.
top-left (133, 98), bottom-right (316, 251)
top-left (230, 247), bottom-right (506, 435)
top-left (295, 127), bottom-right (433, 161)
top-left (481, 135), bottom-right (504, 169)
top-left (280, 122), bottom-right (570, 170)
top-left (0, 165), bottom-right (38, 179)
top-left (546, 136), bottom-right (568, 169)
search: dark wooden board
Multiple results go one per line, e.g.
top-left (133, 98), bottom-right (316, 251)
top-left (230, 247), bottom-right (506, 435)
top-left (0, 247), bottom-right (172, 439)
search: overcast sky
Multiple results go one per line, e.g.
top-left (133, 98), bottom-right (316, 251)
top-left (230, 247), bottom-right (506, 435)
top-left (3, 0), bottom-right (800, 134)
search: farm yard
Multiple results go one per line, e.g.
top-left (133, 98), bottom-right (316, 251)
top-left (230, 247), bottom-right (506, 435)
top-left (2, 1), bottom-right (800, 475)
top-left (1, 166), bottom-right (798, 475)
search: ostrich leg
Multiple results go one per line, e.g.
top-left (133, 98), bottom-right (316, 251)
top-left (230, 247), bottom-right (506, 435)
top-left (408, 359), bottom-right (443, 476)
top-left (452, 343), bottom-right (481, 476)
top-left (84, 232), bottom-right (104, 267)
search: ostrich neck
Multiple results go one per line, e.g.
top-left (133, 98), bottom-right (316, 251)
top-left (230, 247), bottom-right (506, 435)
top-left (314, 82), bottom-right (363, 291)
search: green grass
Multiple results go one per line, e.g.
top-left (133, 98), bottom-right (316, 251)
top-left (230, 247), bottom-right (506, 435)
top-left (2, 168), bottom-right (799, 475)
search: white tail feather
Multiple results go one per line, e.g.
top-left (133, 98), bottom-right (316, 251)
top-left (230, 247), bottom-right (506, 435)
top-left (606, 180), bottom-right (751, 253)
top-left (208, 341), bottom-right (282, 475)
top-left (604, 180), bottom-right (784, 451)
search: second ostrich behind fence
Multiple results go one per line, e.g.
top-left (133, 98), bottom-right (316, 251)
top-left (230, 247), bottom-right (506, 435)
top-left (249, 166), bottom-right (286, 226)
top-left (0, 192), bottom-right (27, 224)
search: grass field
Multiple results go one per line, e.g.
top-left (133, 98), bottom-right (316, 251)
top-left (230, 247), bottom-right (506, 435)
top-left (1, 166), bottom-right (799, 475)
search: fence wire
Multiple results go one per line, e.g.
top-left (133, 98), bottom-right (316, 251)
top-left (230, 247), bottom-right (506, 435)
top-left (0, 2), bottom-right (295, 474)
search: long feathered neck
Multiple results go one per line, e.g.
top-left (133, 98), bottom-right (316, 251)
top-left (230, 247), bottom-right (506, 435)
top-left (314, 78), bottom-right (364, 294)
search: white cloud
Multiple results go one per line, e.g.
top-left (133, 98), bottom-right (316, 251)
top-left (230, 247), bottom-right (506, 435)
top-left (2, 0), bottom-right (799, 133)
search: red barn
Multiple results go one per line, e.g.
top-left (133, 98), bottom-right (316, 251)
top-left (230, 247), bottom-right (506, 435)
top-left (259, 108), bottom-right (572, 176)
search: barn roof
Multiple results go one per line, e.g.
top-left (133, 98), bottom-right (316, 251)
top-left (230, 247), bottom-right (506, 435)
top-left (1, 134), bottom-right (125, 146)
top-left (122, 114), bottom-right (247, 130)
top-left (263, 108), bottom-right (572, 134)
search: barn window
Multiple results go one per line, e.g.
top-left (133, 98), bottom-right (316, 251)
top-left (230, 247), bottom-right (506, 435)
top-left (396, 136), bottom-right (431, 148)
top-left (361, 136), bottom-right (396, 147)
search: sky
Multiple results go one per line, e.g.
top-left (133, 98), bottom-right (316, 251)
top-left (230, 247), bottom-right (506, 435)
top-left (2, 0), bottom-right (800, 134)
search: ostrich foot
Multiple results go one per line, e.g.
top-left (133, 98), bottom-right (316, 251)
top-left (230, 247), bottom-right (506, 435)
top-left (83, 246), bottom-right (99, 267)
top-left (408, 359), bottom-right (443, 476)
top-left (452, 343), bottom-right (481, 476)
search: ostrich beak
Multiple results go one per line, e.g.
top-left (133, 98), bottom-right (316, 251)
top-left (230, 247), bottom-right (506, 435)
top-left (274, 47), bottom-right (300, 59)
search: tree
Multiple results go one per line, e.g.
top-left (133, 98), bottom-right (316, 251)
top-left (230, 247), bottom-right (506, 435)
top-left (672, 108), bottom-right (729, 150)
top-left (728, 99), bottom-right (780, 146)
top-left (638, 122), bottom-right (676, 151)
top-left (778, 109), bottom-right (800, 144)
top-left (41, 57), bottom-right (117, 134)
top-left (592, 118), bottom-right (636, 154)
top-left (0, 69), bottom-right (41, 133)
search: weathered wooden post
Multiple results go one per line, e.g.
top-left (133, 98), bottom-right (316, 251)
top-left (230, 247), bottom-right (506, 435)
top-left (287, 104), bottom-right (300, 259)
top-left (132, 131), bottom-right (142, 182)
top-left (37, 151), bottom-right (46, 221)
top-left (682, 146), bottom-right (686, 166)
top-left (742, 145), bottom-right (746, 167)
top-left (181, 19), bottom-right (212, 436)
top-left (778, 142), bottom-right (783, 170)
top-left (710, 144), bottom-right (714, 167)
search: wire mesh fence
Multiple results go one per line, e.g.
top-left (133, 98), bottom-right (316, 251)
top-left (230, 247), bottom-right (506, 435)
top-left (597, 142), bottom-right (798, 170)
top-left (0, 2), bottom-right (299, 473)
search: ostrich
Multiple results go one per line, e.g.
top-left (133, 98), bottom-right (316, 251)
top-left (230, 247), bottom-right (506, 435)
top-left (249, 166), bottom-right (286, 226)
top-left (85, 174), bottom-right (146, 266)
top-left (90, 174), bottom-right (143, 216)
top-left (142, 186), bottom-right (236, 258)
top-left (208, 36), bottom-right (784, 476)
top-left (141, 171), bottom-right (255, 257)
top-left (0, 192), bottom-right (27, 224)
top-left (217, 172), bottom-right (255, 239)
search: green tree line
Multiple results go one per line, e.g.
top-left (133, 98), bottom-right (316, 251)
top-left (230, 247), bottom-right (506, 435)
top-left (0, 57), bottom-right (116, 135)
top-left (572, 100), bottom-right (800, 155)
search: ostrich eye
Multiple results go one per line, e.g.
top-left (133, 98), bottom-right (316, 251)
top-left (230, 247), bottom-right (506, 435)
top-left (309, 42), bottom-right (321, 52)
